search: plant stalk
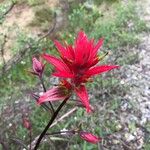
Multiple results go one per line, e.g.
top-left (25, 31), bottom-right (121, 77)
top-left (34, 96), bottom-right (70, 150)
top-left (40, 77), bottom-right (55, 113)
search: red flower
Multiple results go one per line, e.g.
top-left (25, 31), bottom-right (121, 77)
top-left (42, 31), bottom-right (119, 112)
top-left (79, 131), bottom-right (101, 144)
top-left (32, 57), bottom-right (44, 78)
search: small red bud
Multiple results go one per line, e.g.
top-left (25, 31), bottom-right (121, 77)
top-left (23, 117), bottom-right (31, 130)
top-left (79, 131), bottom-right (101, 144)
top-left (32, 57), bottom-right (44, 77)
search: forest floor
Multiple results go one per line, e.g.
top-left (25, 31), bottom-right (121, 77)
top-left (107, 0), bottom-right (150, 149)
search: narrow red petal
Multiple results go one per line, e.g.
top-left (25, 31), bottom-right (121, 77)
top-left (90, 38), bottom-right (103, 60)
top-left (54, 40), bottom-right (67, 56)
top-left (76, 31), bottom-right (87, 42)
top-left (42, 54), bottom-right (71, 73)
top-left (52, 71), bottom-right (74, 78)
top-left (85, 65), bottom-right (119, 76)
top-left (75, 31), bottom-right (88, 64)
top-left (75, 85), bottom-right (91, 113)
top-left (94, 38), bottom-right (103, 53)
top-left (66, 45), bottom-right (75, 60)
top-left (54, 40), bottom-right (75, 61)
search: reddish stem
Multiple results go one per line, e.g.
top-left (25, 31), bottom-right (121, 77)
top-left (39, 77), bottom-right (55, 113)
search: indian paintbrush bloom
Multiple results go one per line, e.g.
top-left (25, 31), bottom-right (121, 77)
top-left (32, 57), bottom-right (45, 78)
top-left (39, 31), bottom-right (119, 112)
top-left (79, 131), bottom-right (101, 144)
top-left (30, 31), bottom-right (120, 148)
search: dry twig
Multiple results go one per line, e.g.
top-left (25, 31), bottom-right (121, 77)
top-left (0, 2), bottom-right (16, 18)
top-left (0, 35), bottom-right (7, 69)
top-left (0, 12), bottom-right (57, 77)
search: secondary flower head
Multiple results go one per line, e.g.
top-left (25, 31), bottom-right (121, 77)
top-left (37, 80), bottom-right (71, 105)
top-left (32, 57), bottom-right (44, 78)
top-left (41, 31), bottom-right (119, 112)
top-left (79, 131), bottom-right (101, 144)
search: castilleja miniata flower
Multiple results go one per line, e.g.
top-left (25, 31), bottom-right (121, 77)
top-left (39, 31), bottom-right (119, 112)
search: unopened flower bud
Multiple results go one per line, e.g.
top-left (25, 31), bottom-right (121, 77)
top-left (32, 57), bottom-right (44, 78)
top-left (79, 131), bottom-right (101, 144)
top-left (23, 117), bottom-right (31, 130)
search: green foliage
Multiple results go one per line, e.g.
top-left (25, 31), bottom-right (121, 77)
top-left (94, 2), bottom-right (147, 48)
top-left (27, 0), bottom-right (42, 6)
top-left (144, 144), bottom-right (150, 150)
top-left (68, 1), bottom-right (148, 49)
top-left (0, 1), bottom-right (13, 23)
top-left (128, 121), bottom-right (136, 133)
top-left (29, 6), bottom-right (53, 28)
top-left (117, 51), bottom-right (139, 65)
top-left (94, 0), bottom-right (119, 5)
top-left (13, 0), bottom-right (42, 6)
top-left (68, 3), bottom-right (101, 34)
top-left (0, 0), bottom-right (149, 149)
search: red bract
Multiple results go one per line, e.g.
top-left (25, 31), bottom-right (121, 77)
top-left (37, 80), bottom-right (71, 105)
top-left (79, 131), bottom-right (101, 144)
top-left (32, 57), bottom-right (44, 78)
top-left (42, 31), bottom-right (119, 112)
top-left (75, 85), bottom-right (91, 112)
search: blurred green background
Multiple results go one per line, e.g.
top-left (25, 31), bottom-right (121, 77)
top-left (0, 0), bottom-right (150, 149)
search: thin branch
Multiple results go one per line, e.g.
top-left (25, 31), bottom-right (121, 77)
top-left (0, 43), bottom-right (32, 76)
top-left (38, 12), bottom-right (57, 41)
top-left (0, 12), bottom-right (57, 77)
top-left (0, 35), bottom-right (7, 72)
top-left (51, 107), bottom-right (77, 128)
top-left (0, 0), bottom-right (70, 76)
top-left (1, 2), bottom-right (16, 18)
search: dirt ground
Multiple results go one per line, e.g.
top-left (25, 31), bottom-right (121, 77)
top-left (0, 0), bottom-right (59, 64)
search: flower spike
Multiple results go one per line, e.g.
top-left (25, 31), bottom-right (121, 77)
top-left (42, 31), bottom-right (119, 112)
